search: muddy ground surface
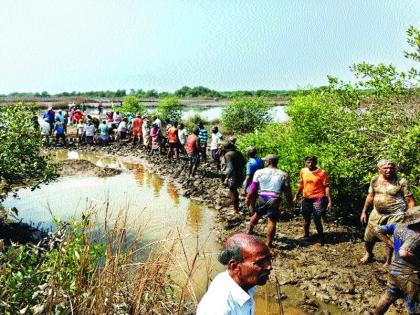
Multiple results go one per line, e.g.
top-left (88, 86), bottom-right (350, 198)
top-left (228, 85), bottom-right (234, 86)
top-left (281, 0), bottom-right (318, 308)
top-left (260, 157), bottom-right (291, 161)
top-left (58, 159), bottom-right (122, 177)
top-left (43, 141), bottom-right (407, 314)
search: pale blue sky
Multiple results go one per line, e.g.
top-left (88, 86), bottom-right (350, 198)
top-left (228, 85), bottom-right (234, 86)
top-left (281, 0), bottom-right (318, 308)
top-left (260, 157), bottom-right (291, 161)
top-left (0, 0), bottom-right (418, 94)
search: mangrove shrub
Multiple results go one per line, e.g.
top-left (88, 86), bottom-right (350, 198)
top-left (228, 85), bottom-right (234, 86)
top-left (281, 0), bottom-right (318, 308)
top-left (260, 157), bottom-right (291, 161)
top-left (238, 27), bottom-right (420, 218)
top-left (0, 102), bottom-right (57, 198)
top-left (120, 95), bottom-right (145, 115)
top-left (156, 96), bottom-right (182, 122)
top-left (221, 97), bottom-right (273, 133)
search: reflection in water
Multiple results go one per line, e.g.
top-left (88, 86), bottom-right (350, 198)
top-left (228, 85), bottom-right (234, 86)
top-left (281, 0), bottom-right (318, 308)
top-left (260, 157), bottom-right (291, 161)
top-left (167, 184), bottom-right (180, 207)
top-left (186, 200), bottom-right (203, 234)
top-left (151, 174), bottom-right (163, 196)
top-left (133, 164), bottom-right (145, 186)
top-left (50, 150), bottom-right (134, 171)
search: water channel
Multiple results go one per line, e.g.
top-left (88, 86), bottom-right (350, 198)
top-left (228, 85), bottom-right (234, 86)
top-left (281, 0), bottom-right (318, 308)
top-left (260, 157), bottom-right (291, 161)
top-left (3, 150), bottom-right (341, 314)
top-left (76, 105), bottom-right (289, 123)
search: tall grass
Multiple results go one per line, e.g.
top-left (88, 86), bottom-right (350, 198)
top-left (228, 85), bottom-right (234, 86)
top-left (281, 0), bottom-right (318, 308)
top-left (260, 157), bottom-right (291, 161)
top-left (0, 205), bottom-right (200, 315)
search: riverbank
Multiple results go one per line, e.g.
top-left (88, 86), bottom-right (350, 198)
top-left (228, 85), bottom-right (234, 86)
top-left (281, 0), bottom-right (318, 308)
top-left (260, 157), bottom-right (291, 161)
top-left (0, 97), bottom-right (289, 109)
top-left (43, 142), bottom-right (406, 314)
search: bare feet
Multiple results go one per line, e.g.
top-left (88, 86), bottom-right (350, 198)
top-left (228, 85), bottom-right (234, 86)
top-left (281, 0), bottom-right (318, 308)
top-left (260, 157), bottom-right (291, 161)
top-left (378, 263), bottom-right (390, 272)
top-left (360, 253), bottom-right (374, 264)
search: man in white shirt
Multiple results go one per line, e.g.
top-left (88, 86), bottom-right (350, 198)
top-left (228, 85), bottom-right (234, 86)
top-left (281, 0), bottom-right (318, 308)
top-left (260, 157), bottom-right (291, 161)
top-left (84, 120), bottom-right (96, 144)
top-left (152, 115), bottom-right (162, 130)
top-left (246, 154), bottom-right (292, 247)
top-left (210, 125), bottom-right (223, 170)
top-left (197, 233), bottom-right (272, 315)
top-left (40, 118), bottom-right (50, 136)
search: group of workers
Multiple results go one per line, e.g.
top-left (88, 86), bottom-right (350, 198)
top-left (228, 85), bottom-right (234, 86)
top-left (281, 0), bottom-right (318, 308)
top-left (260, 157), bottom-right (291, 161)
top-left (38, 107), bottom-right (418, 315)
top-left (198, 159), bottom-right (418, 315)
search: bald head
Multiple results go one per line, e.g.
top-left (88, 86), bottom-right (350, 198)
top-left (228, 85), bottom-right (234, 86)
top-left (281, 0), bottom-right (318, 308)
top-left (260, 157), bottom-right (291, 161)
top-left (219, 233), bottom-right (266, 265)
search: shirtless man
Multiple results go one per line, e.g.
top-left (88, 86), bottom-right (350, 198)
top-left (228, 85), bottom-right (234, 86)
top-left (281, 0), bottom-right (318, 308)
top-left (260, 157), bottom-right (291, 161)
top-left (360, 159), bottom-right (415, 267)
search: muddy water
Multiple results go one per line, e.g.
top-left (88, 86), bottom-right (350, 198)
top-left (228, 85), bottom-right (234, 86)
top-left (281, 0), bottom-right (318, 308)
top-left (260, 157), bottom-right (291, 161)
top-left (3, 150), bottom-right (341, 314)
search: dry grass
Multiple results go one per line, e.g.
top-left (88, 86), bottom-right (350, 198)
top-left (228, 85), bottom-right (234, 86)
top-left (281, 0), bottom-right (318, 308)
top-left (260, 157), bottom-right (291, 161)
top-left (0, 202), bottom-right (202, 315)
top-left (76, 204), bottom-right (200, 315)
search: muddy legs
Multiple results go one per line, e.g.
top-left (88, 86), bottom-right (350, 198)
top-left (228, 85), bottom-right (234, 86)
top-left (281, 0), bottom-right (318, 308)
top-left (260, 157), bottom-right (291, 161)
top-left (360, 241), bottom-right (375, 264)
top-left (373, 291), bottom-right (396, 315)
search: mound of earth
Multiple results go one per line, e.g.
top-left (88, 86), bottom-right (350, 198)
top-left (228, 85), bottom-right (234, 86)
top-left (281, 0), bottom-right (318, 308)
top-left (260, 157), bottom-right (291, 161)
top-left (58, 159), bottom-right (122, 177)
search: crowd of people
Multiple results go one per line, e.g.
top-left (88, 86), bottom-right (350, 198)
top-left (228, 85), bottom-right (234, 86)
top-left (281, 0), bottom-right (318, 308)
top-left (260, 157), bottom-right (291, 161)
top-left (38, 106), bottom-right (418, 315)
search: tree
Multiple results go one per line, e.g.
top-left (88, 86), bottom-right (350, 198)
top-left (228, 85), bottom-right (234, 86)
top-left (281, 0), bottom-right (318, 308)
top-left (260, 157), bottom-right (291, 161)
top-left (221, 97), bottom-right (273, 133)
top-left (404, 25), bottom-right (420, 62)
top-left (120, 96), bottom-right (145, 115)
top-left (0, 103), bottom-right (57, 199)
top-left (145, 89), bottom-right (159, 98)
top-left (156, 96), bottom-right (182, 122)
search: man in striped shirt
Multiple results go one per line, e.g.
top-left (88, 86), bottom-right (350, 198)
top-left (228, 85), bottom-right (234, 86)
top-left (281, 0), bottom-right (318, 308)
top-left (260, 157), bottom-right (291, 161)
top-left (198, 121), bottom-right (208, 163)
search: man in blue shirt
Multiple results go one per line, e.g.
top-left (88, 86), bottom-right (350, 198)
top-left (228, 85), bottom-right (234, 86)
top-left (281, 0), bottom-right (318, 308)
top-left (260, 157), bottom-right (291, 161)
top-left (243, 146), bottom-right (264, 194)
top-left (98, 120), bottom-right (110, 145)
top-left (43, 107), bottom-right (55, 135)
top-left (54, 120), bottom-right (66, 146)
top-left (374, 206), bottom-right (420, 315)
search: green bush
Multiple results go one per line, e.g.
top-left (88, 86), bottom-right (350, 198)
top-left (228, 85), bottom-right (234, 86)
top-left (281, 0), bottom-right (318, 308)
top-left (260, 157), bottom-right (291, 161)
top-left (238, 91), bottom-right (419, 218)
top-left (0, 216), bottom-right (105, 314)
top-left (156, 96), bottom-right (182, 122)
top-left (120, 95), bottom-right (145, 115)
top-left (238, 27), bottom-right (419, 218)
top-left (0, 102), bottom-right (57, 198)
top-left (221, 97), bottom-right (273, 133)
top-left (182, 112), bottom-right (209, 132)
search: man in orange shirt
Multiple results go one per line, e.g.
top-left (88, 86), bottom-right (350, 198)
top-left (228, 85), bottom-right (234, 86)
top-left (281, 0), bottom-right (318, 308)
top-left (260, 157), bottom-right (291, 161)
top-left (131, 113), bottom-right (143, 145)
top-left (293, 156), bottom-right (332, 244)
top-left (167, 121), bottom-right (179, 160)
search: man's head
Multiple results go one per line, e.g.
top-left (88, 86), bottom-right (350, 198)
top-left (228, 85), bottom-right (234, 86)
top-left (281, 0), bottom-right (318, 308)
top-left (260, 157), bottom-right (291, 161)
top-left (228, 136), bottom-right (237, 145)
top-left (212, 126), bottom-right (218, 134)
top-left (221, 141), bottom-right (234, 152)
top-left (219, 233), bottom-right (272, 291)
top-left (246, 146), bottom-right (257, 158)
top-left (304, 156), bottom-right (318, 171)
top-left (179, 123), bottom-right (184, 129)
top-left (193, 127), bottom-right (200, 135)
top-left (377, 159), bottom-right (397, 180)
top-left (173, 121), bottom-right (178, 128)
top-left (198, 121), bottom-right (204, 128)
top-left (263, 154), bottom-right (279, 167)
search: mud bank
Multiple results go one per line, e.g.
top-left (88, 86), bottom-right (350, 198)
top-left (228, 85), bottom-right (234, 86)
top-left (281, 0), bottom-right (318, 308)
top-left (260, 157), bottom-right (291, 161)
top-left (46, 142), bottom-right (406, 314)
top-left (58, 159), bottom-right (122, 177)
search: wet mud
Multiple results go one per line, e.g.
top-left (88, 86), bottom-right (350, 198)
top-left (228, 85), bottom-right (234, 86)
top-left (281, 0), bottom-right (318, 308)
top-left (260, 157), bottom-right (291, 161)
top-left (42, 141), bottom-right (407, 314)
top-left (58, 159), bottom-right (122, 177)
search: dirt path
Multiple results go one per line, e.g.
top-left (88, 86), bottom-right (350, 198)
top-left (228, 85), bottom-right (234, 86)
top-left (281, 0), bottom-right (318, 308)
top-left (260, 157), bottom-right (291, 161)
top-left (46, 142), bottom-right (407, 314)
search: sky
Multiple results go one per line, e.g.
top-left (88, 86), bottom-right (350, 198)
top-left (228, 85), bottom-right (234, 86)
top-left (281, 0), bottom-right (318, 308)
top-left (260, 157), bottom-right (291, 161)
top-left (0, 0), bottom-right (419, 94)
